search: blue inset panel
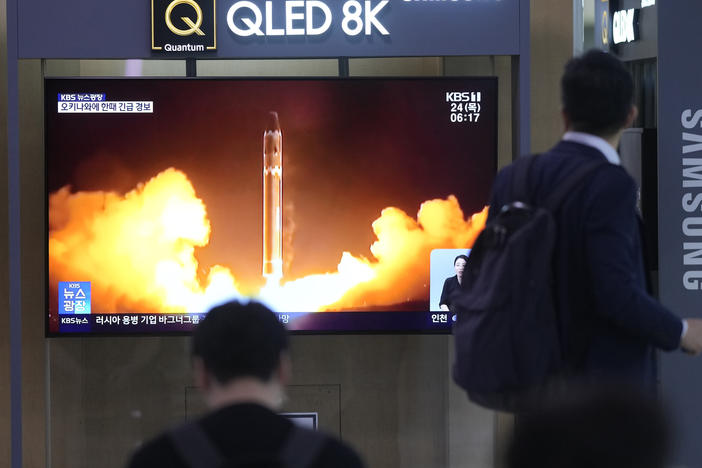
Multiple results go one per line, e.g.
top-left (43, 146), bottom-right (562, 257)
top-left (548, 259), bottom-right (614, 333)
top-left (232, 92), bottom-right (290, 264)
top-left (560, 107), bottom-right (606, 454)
top-left (58, 281), bottom-right (91, 315)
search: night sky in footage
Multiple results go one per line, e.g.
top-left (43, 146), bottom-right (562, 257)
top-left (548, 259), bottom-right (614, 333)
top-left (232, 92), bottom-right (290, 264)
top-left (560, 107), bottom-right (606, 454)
top-left (46, 78), bottom-right (497, 286)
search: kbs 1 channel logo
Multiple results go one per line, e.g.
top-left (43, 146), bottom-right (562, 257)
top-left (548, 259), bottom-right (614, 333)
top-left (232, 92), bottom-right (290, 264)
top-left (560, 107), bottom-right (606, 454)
top-left (152, 0), bottom-right (217, 52)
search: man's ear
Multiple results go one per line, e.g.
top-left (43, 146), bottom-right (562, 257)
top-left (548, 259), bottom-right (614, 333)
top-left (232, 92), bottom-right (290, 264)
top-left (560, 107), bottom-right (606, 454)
top-left (562, 109), bottom-right (571, 132)
top-left (193, 357), bottom-right (210, 390)
top-left (625, 105), bottom-right (639, 128)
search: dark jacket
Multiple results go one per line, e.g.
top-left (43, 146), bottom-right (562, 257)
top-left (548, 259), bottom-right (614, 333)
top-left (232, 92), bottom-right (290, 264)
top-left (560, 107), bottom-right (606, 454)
top-left (487, 140), bottom-right (682, 386)
top-left (127, 403), bottom-right (365, 468)
top-left (439, 275), bottom-right (465, 310)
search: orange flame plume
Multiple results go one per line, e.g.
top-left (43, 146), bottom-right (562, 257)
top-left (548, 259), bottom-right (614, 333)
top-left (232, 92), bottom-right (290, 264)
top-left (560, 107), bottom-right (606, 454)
top-left (49, 168), bottom-right (487, 313)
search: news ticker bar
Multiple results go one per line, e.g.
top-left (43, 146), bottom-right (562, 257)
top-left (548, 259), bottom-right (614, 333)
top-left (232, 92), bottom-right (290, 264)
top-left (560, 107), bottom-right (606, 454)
top-left (56, 312), bottom-right (454, 333)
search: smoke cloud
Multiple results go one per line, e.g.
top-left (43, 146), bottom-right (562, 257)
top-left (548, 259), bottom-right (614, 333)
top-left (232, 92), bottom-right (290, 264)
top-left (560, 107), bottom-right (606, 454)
top-left (49, 168), bottom-right (241, 313)
top-left (326, 196), bottom-right (487, 310)
top-left (49, 169), bottom-right (486, 313)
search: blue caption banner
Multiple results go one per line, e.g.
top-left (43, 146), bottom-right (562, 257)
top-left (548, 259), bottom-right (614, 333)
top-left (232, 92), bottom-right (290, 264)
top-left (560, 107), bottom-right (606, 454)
top-left (58, 93), bottom-right (106, 102)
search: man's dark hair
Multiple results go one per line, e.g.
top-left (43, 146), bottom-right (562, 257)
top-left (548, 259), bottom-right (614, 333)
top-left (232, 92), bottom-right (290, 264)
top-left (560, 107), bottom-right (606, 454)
top-left (506, 385), bottom-right (671, 468)
top-left (454, 254), bottom-right (469, 265)
top-left (192, 300), bottom-right (289, 384)
top-left (561, 49), bottom-right (634, 136)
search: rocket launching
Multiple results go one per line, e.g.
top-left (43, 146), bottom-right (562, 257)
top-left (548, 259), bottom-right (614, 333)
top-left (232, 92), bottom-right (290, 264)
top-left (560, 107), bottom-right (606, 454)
top-left (263, 111), bottom-right (283, 281)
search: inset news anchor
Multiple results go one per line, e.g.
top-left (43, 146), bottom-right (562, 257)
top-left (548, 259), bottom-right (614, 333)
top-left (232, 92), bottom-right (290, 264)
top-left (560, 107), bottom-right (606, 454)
top-left (439, 254), bottom-right (469, 312)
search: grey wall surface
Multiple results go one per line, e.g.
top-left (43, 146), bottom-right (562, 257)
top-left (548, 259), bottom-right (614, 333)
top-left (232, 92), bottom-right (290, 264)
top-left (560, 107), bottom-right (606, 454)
top-left (18, 58), bottom-right (46, 468)
top-left (658, 2), bottom-right (702, 467)
top-left (0, 0), bottom-right (10, 466)
top-left (46, 335), bottom-right (495, 468)
top-left (529, 0), bottom-right (573, 154)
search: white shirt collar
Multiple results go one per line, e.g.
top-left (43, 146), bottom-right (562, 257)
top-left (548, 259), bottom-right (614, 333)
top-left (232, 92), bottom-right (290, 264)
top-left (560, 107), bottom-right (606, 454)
top-left (562, 131), bottom-right (620, 165)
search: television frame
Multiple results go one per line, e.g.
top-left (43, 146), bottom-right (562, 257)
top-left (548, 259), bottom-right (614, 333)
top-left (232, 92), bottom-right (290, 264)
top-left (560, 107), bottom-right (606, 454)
top-left (44, 75), bottom-right (498, 337)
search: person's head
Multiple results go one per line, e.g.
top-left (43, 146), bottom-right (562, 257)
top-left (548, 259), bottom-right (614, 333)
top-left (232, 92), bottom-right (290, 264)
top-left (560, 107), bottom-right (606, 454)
top-left (192, 300), bottom-right (290, 404)
top-left (506, 385), bottom-right (671, 468)
top-left (454, 254), bottom-right (469, 277)
top-left (561, 49), bottom-right (636, 138)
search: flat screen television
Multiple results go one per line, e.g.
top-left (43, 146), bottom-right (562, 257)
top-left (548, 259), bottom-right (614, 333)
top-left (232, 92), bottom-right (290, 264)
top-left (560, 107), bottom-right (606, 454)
top-left (45, 77), bottom-right (497, 335)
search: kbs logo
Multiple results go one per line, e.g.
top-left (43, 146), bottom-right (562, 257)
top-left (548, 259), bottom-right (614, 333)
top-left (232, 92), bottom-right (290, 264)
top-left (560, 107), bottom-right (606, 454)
top-left (446, 91), bottom-right (481, 103)
top-left (152, 0), bottom-right (216, 52)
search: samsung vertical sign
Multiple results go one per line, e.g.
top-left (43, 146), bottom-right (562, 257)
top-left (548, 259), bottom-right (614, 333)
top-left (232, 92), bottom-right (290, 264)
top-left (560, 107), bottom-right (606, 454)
top-left (681, 111), bottom-right (702, 291)
top-left (659, 2), bottom-right (702, 465)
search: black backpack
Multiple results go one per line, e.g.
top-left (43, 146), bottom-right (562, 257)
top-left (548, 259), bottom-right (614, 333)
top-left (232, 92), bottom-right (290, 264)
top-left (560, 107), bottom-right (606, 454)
top-left (451, 155), bottom-right (605, 413)
top-left (169, 421), bottom-right (326, 468)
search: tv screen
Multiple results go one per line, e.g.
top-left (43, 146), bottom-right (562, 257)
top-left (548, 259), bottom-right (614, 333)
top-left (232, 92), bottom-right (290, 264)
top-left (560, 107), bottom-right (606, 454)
top-left (45, 77), bottom-right (496, 335)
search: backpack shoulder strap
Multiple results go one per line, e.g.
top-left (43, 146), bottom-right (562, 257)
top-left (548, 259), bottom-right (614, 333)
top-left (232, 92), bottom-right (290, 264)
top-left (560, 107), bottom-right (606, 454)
top-left (280, 426), bottom-right (327, 468)
top-left (169, 422), bottom-right (224, 468)
top-left (542, 159), bottom-right (607, 212)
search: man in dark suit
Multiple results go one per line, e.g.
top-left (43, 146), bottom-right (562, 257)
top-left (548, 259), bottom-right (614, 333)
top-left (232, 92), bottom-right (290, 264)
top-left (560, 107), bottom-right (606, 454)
top-left (127, 301), bottom-right (365, 468)
top-left (487, 50), bottom-right (702, 387)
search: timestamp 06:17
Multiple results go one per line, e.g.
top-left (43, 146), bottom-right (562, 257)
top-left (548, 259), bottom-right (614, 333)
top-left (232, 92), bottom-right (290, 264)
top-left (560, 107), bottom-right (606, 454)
top-left (450, 112), bottom-right (480, 123)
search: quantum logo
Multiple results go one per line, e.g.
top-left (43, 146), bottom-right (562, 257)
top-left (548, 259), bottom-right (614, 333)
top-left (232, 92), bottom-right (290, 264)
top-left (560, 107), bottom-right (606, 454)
top-left (152, 0), bottom-right (216, 52)
top-left (166, 0), bottom-right (205, 36)
top-left (601, 10), bottom-right (608, 45)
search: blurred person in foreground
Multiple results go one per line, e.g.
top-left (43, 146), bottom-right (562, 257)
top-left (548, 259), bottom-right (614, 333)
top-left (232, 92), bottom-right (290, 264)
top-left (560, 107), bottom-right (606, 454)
top-left (127, 300), bottom-right (365, 468)
top-left (507, 385), bottom-right (671, 468)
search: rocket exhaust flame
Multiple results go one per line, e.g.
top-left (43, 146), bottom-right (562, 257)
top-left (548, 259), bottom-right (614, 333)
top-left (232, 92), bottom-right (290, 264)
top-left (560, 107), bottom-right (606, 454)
top-left (49, 168), bottom-right (243, 314)
top-left (49, 169), bottom-right (487, 314)
top-left (263, 111), bottom-right (283, 282)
